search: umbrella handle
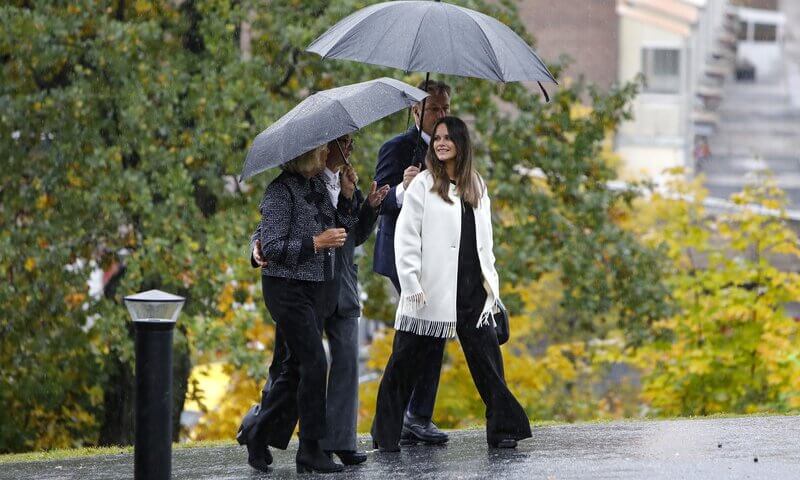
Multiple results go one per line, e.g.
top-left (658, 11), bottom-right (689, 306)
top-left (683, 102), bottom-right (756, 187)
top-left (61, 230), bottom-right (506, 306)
top-left (334, 138), bottom-right (351, 166)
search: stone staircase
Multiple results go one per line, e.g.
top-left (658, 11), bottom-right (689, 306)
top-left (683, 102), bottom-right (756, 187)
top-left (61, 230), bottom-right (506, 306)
top-left (701, 0), bottom-right (800, 207)
top-left (702, 74), bottom-right (800, 205)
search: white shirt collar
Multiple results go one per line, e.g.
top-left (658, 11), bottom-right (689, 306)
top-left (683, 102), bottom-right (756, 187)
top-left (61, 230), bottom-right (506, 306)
top-left (323, 167), bottom-right (340, 184)
top-left (322, 167), bottom-right (340, 208)
top-left (416, 125), bottom-right (431, 145)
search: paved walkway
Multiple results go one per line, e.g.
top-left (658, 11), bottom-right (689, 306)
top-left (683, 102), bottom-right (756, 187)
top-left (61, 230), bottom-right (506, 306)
top-left (702, 0), bottom-right (800, 207)
top-left (3, 415), bottom-right (800, 479)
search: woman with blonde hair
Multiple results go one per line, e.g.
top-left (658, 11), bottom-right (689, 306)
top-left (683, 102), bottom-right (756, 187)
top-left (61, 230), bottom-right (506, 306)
top-left (371, 116), bottom-right (531, 451)
top-left (240, 143), bottom-right (357, 474)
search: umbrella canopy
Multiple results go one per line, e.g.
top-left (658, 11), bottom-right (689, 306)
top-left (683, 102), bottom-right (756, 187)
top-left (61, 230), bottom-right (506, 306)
top-left (240, 77), bottom-right (428, 180)
top-left (307, 0), bottom-right (557, 85)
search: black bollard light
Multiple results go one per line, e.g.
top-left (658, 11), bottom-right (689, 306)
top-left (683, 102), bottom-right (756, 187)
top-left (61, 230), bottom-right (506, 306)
top-left (124, 289), bottom-right (185, 480)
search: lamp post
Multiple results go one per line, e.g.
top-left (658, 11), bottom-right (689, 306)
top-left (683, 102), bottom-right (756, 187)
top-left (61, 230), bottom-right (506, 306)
top-left (124, 289), bottom-right (185, 480)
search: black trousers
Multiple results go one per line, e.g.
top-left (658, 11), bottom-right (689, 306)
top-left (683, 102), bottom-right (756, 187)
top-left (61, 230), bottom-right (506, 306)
top-left (320, 312), bottom-right (360, 452)
top-left (251, 275), bottom-right (330, 448)
top-left (388, 274), bottom-right (444, 421)
top-left (371, 304), bottom-right (532, 448)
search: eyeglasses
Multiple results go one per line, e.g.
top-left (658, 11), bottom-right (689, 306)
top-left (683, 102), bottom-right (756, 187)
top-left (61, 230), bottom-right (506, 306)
top-left (424, 106), bottom-right (450, 115)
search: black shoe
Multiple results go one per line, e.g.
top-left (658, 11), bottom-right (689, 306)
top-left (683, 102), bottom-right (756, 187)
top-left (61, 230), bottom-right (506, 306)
top-left (296, 440), bottom-right (345, 474)
top-left (489, 438), bottom-right (518, 449)
top-left (326, 450), bottom-right (367, 465)
top-left (237, 405), bottom-right (273, 472)
top-left (402, 413), bottom-right (449, 445)
top-left (372, 439), bottom-right (400, 453)
top-left (243, 439), bottom-right (273, 472)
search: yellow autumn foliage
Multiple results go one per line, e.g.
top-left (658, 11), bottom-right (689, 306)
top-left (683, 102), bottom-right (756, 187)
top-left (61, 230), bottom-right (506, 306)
top-left (627, 173), bottom-right (800, 417)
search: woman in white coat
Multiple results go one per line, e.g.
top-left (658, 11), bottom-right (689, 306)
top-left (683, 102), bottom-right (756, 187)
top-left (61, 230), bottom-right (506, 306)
top-left (371, 116), bottom-right (532, 452)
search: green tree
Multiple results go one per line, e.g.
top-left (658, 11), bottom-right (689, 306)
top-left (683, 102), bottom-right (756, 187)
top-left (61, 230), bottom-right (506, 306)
top-left (628, 174), bottom-right (800, 415)
top-left (1, 0), bottom-right (671, 451)
top-left (0, 0), bottom-right (290, 451)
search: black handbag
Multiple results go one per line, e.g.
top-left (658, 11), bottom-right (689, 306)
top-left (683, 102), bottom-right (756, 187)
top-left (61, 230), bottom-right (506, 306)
top-left (494, 298), bottom-right (509, 345)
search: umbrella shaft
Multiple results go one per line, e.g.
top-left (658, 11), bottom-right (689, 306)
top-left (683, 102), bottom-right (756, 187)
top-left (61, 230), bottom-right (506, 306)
top-left (413, 72), bottom-right (431, 166)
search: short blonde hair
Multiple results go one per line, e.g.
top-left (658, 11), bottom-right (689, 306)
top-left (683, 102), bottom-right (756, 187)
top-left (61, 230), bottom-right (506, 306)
top-left (282, 144), bottom-right (328, 175)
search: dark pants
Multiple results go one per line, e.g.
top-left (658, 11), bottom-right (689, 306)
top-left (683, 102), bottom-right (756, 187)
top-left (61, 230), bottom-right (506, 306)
top-left (371, 304), bottom-right (532, 448)
top-left (388, 274), bottom-right (443, 421)
top-left (264, 313), bottom-right (359, 453)
top-left (320, 313), bottom-right (360, 452)
top-left (251, 276), bottom-right (329, 449)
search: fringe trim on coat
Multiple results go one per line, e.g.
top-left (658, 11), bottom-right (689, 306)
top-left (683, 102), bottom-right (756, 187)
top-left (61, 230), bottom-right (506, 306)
top-left (475, 298), bottom-right (501, 328)
top-left (398, 291), bottom-right (427, 313)
top-left (395, 315), bottom-right (457, 339)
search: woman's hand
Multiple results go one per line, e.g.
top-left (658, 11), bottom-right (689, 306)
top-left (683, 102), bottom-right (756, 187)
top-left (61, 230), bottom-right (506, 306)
top-left (367, 181), bottom-right (390, 208)
top-left (340, 165), bottom-right (357, 200)
top-left (314, 228), bottom-right (347, 250)
top-left (253, 240), bottom-right (268, 267)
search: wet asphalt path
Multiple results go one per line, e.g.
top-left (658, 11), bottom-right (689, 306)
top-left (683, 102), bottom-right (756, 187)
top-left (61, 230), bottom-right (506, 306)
top-left (2, 415), bottom-right (800, 479)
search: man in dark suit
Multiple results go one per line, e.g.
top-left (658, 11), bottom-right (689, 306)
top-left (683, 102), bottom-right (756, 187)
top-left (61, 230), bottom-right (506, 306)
top-left (373, 80), bottom-right (451, 446)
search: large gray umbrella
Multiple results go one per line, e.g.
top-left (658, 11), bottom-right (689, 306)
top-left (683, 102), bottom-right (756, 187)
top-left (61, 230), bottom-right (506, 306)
top-left (307, 1), bottom-right (557, 86)
top-left (240, 77), bottom-right (428, 180)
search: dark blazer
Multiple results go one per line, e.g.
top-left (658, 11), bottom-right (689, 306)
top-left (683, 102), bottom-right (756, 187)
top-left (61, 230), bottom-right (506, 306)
top-left (334, 189), bottom-right (379, 318)
top-left (256, 171), bottom-right (356, 282)
top-left (373, 126), bottom-right (427, 280)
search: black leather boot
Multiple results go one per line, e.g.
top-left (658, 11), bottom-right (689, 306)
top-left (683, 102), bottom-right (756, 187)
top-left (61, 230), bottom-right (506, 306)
top-left (296, 439), bottom-right (345, 474)
top-left (326, 450), bottom-right (368, 465)
top-left (241, 437), bottom-right (273, 472)
top-left (236, 406), bottom-right (273, 472)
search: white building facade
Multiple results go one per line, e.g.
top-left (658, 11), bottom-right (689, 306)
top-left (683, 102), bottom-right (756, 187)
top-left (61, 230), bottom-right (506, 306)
top-left (735, 6), bottom-right (786, 80)
top-left (615, 0), bottom-right (738, 181)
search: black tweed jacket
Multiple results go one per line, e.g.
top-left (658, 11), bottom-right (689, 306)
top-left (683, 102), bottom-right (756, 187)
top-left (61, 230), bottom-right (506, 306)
top-left (255, 171), bottom-right (357, 282)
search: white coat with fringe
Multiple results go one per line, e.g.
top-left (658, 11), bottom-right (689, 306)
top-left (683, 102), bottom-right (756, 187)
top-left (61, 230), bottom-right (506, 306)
top-left (393, 170), bottom-right (500, 338)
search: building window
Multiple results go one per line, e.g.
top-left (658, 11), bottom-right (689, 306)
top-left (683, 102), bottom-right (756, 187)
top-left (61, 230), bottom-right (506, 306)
top-left (753, 23), bottom-right (777, 42)
top-left (737, 20), bottom-right (749, 41)
top-left (642, 48), bottom-right (681, 94)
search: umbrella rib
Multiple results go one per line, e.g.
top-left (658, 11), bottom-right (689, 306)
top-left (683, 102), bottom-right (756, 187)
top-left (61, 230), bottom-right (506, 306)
top-left (466, 11), bottom-right (504, 81)
top-left (444, 7), bottom-right (457, 71)
top-left (407, 6), bottom-right (433, 71)
top-left (489, 18), bottom-right (553, 83)
top-left (317, 90), bottom-right (365, 130)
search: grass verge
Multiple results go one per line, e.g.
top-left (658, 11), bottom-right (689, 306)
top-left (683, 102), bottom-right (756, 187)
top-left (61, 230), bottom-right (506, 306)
top-left (0, 439), bottom-right (237, 465)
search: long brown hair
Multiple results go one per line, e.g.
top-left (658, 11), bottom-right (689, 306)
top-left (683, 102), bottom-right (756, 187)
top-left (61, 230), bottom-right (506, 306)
top-left (425, 116), bottom-right (484, 207)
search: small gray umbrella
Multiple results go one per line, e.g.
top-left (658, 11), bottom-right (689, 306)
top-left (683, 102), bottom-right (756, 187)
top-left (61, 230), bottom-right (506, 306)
top-left (307, 1), bottom-right (557, 86)
top-left (239, 77), bottom-right (428, 180)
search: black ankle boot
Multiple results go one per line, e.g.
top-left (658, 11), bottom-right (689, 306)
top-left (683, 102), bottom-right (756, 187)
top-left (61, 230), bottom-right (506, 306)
top-left (244, 439), bottom-right (272, 472)
top-left (236, 405), bottom-right (272, 472)
top-left (326, 449), bottom-right (367, 465)
top-left (296, 439), bottom-right (344, 474)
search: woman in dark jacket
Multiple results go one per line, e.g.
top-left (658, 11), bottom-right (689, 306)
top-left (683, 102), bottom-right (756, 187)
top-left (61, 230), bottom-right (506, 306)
top-left (240, 143), bottom-right (357, 474)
